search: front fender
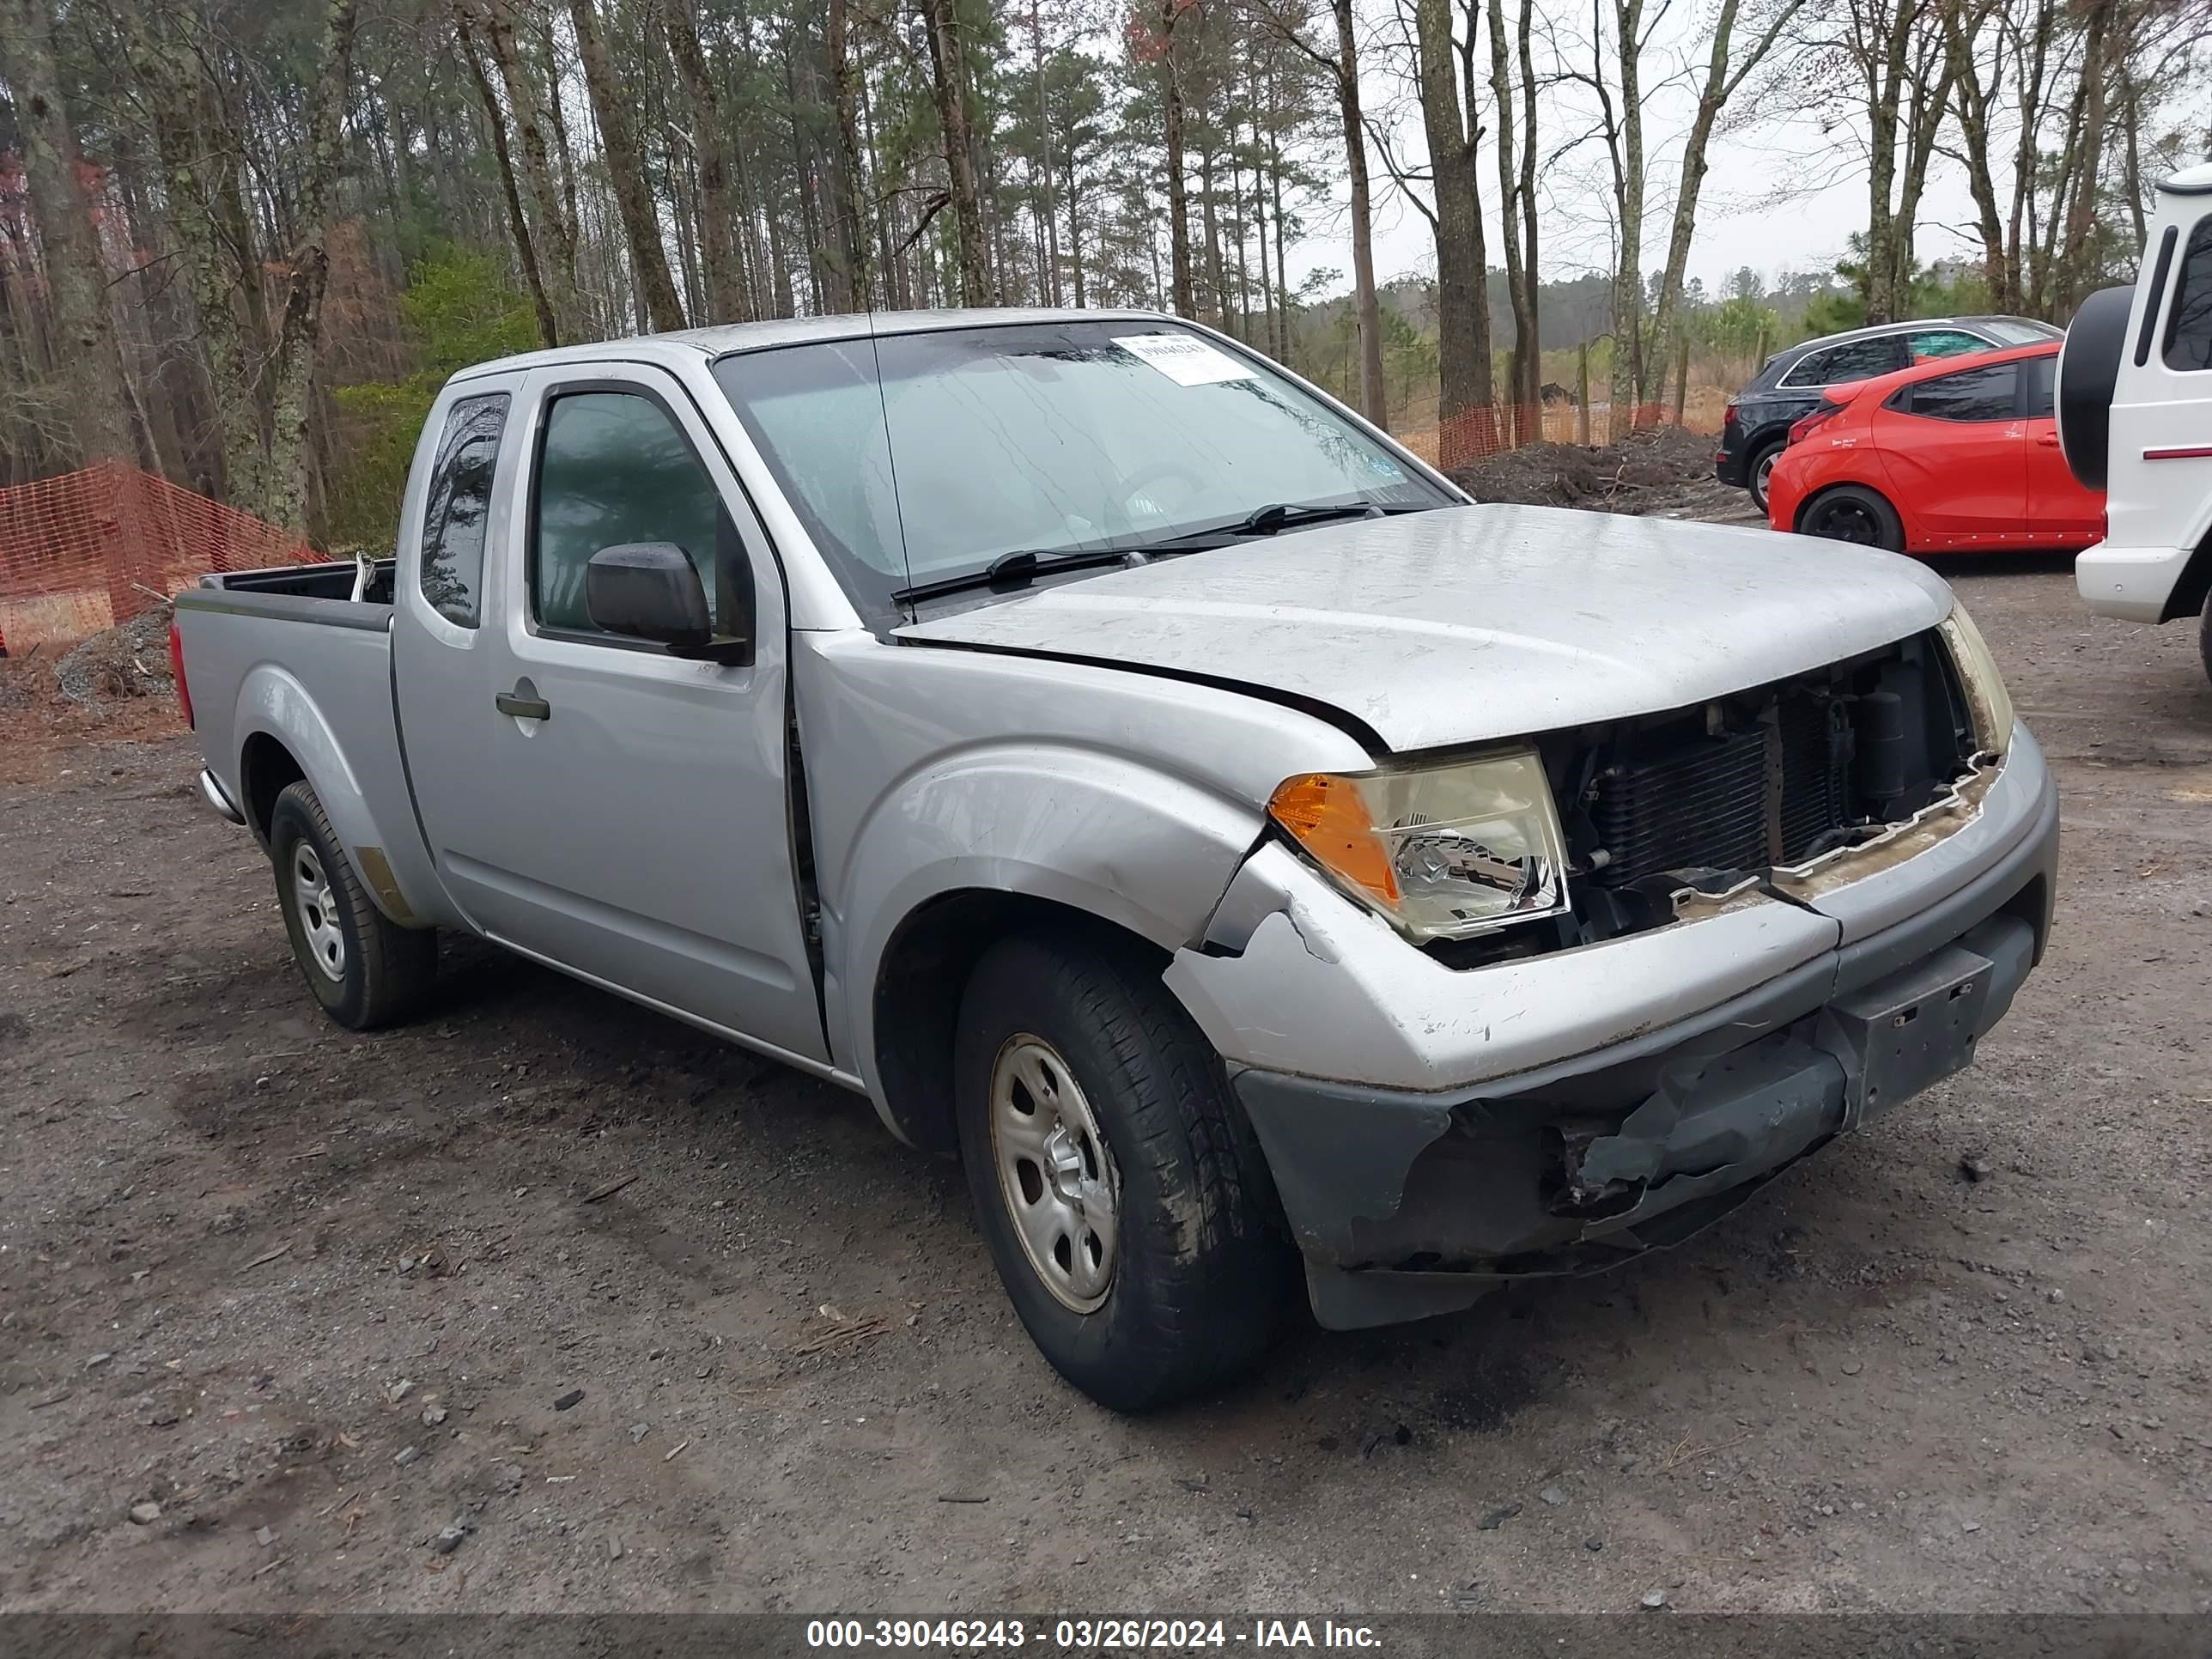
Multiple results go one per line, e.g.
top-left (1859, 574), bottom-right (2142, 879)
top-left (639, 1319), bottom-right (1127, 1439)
top-left (829, 741), bottom-right (1265, 1093)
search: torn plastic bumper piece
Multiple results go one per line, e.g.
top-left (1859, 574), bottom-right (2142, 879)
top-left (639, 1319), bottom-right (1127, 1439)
top-left (1233, 800), bottom-right (2052, 1332)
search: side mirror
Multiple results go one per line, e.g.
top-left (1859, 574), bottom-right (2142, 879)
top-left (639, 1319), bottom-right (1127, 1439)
top-left (584, 541), bottom-right (752, 666)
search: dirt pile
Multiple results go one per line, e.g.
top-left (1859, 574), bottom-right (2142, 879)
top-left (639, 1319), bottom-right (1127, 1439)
top-left (55, 602), bottom-right (174, 706)
top-left (1449, 424), bottom-right (1754, 522)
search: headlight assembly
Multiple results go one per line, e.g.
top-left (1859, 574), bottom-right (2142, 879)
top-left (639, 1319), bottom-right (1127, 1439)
top-left (1267, 750), bottom-right (1570, 940)
top-left (1938, 601), bottom-right (2014, 758)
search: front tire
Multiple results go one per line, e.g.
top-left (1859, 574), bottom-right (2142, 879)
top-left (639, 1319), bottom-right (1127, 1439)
top-left (270, 780), bottom-right (438, 1030)
top-left (1800, 483), bottom-right (1906, 553)
top-left (953, 929), bottom-right (1295, 1412)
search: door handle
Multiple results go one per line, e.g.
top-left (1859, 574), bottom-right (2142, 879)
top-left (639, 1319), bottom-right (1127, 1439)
top-left (2037, 433), bottom-right (2062, 447)
top-left (495, 684), bottom-right (551, 721)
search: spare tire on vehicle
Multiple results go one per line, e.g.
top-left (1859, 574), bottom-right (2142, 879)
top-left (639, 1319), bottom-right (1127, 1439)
top-left (2057, 284), bottom-right (2133, 492)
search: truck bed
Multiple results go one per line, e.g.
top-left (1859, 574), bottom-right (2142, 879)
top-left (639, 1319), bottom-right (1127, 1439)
top-left (172, 557), bottom-right (444, 927)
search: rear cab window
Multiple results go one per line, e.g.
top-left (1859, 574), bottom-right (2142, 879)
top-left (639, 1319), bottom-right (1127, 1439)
top-left (2164, 215), bottom-right (2212, 371)
top-left (416, 393), bottom-right (508, 628)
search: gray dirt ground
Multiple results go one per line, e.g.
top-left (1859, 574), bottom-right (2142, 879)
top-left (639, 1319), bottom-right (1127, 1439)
top-left (1, 552), bottom-right (2208, 1617)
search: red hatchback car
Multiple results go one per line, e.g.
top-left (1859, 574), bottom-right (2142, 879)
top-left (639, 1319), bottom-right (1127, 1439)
top-left (1765, 341), bottom-right (2105, 553)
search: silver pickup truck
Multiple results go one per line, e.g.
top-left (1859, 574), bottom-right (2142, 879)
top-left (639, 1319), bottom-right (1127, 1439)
top-left (174, 309), bottom-right (2057, 1411)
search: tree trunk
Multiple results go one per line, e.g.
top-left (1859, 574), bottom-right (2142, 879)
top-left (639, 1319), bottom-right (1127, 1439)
top-left (457, 10), bottom-right (561, 347)
top-left (479, 0), bottom-right (583, 339)
top-left (121, 10), bottom-right (264, 505)
top-left (0, 0), bottom-right (139, 614)
top-left (257, 0), bottom-right (362, 531)
top-left (1198, 136), bottom-right (1225, 325)
top-left (922, 0), bottom-right (991, 306)
top-left (2056, 0), bottom-right (2112, 312)
top-left (1606, 0), bottom-right (1647, 437)
top-left (1649, 0), bottom-right (1796, 399)
top-left (1331, 0), bottom-right (1387, 424)
top-left (661, 0), bottom-right (750, 324)
top-left (569, 0), bottom-right (686, 333)
top-left (1861, 0), bottom-right (1912, 323)
top-left (1162, 0), bottom-right (1196, 316)
top-left (1416, 0), bottom-right (1487, 465)
top-left (826, 0), bottom-right (872, 310)
top-left (1514, 0), bottom-right (1540, 417)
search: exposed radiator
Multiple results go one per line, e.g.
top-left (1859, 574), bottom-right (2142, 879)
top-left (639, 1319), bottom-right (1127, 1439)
top-left (1587, 692), bottom-right (1858, 887)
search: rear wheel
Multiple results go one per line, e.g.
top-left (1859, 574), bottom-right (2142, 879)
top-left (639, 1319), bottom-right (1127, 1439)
top-left (270, 781), bottom-right (438, 1030)
top-left (953, 928), bottom-right (1295, 1412)
top-left (1800, 483), bottom-right (1905, 553)
top-left (1747, 440), bottom-right (1785, 514)
top-left (2200, 596), bottom-right (2212, 690)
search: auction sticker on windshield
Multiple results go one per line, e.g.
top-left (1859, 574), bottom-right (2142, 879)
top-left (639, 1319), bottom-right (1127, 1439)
top-left (1114, 333), bottom-right (1255, 386)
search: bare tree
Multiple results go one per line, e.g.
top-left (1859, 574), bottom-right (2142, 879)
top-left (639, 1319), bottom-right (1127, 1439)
top-left (1647, 0), bottom-right (1804, 386)
top-left (1487, 0), bottom-right (1540, 434)
top-left (0, 0), bottom-right (140, 564)
top-left (1249, 0), bottom-right (1387, 422)
top-left (1413, 0), bottom-right (1493, 462)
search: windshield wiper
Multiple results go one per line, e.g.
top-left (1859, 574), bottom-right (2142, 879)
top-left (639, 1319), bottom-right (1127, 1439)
top-left (1235, 499), bottom-right (1388, 534)
top-left (1135, 498), bottom-right (1435, 556)
top-left (893, 546), bottom-right (1136, 605)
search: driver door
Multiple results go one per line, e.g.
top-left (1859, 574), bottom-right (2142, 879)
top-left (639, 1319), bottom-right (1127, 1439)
top-left (398, 362), bottom-right (827, 1066)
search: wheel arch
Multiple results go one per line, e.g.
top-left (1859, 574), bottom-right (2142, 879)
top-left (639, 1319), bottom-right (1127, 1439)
top-left (2159, 526), bottom-right (2212, 623)
top-left (1793, 477), bottom-right (1906, 544)
top-left (869, 889), bottom-right (1168, 1157)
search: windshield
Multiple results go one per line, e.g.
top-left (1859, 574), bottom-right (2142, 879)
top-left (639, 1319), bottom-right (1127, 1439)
top-left (709, 320), bottom-right (1444, 618)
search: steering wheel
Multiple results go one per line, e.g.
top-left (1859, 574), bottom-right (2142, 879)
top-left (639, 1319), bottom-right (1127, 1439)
top-left (1118, 459), bottom-right (1207, 521)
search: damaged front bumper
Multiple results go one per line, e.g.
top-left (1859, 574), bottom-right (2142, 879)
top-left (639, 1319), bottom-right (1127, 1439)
top-left (1166, 726), bottom-right (2058, 1330)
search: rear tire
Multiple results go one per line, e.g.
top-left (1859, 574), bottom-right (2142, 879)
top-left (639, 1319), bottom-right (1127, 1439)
top-left (953, 928), bottom-right (1295, 1412)
top-left (1747, 440), bottom-right (1785, 514)
top-left (1799, 483), bottom-right (1906, 553)
top-left (2200, 597), bottom-right (2212, 690)
top-left (270, 780), bottom-right (438, 1030)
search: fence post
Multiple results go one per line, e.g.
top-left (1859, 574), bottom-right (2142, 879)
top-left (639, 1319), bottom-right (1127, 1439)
top-left (1754, 322), bottom-right (1771, 369)
top-left (1577, 343), bottom-right (1591, 447)
top-left (1672, 334), bottom-right (1690, 426)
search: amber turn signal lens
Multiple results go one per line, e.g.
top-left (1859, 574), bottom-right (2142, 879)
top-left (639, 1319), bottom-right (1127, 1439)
top-left (1268, 773), bottom-right (1401, 906)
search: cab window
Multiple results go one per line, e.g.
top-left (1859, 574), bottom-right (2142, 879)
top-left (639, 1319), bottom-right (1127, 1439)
top-left (2164, 215), bottom-right (2212, 372)
top-left (416, 393), bottom-right (507, 628)
top-left (529, 389), bottom-right (743, 640)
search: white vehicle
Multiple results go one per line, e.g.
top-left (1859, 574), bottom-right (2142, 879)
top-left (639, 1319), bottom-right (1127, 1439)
top-left (2063, 160), bottom-right (2212, 677)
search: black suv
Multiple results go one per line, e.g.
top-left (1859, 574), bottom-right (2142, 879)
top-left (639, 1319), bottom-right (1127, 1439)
top-left (1716, 315), bottom-right (2062, 512)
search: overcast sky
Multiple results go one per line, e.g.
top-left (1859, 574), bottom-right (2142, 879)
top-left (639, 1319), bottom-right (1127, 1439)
top-left (1279, 3), bottom-right (2002, 303)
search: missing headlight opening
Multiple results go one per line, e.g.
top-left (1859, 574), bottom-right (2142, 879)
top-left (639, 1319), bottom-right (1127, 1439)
top-left (1425, 629), bottom-right (1985, 969)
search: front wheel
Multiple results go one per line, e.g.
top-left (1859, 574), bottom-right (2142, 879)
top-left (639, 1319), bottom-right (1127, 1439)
top-left (1799, 483), bottom-right (1905, 553)
top-left (270, 780), bottom-right (438, 1030)
top-left (953, 929), bottom-right (1295, 1412)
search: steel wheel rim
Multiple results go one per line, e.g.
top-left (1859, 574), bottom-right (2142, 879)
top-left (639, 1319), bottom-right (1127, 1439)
top-left (1753, 448), bottom-right (1777, 506)
top-left (988, 1035), bottom-right (1121, 1314)
top-left (1812, 500), bottom-right (1881, 545)
top-left (292, 844), bottom-right (347, 982)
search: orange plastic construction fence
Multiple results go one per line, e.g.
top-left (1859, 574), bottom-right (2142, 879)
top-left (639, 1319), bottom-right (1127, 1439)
top-left (0, 461), bottom-right (320, 652)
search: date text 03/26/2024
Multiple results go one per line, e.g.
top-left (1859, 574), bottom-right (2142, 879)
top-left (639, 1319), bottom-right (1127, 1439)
top-left (805, 1620), bottom-right (1383, 1650)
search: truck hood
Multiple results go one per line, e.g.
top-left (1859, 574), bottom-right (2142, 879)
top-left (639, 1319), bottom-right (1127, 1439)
top-left (896, 503), bottom-right (1954, 752)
